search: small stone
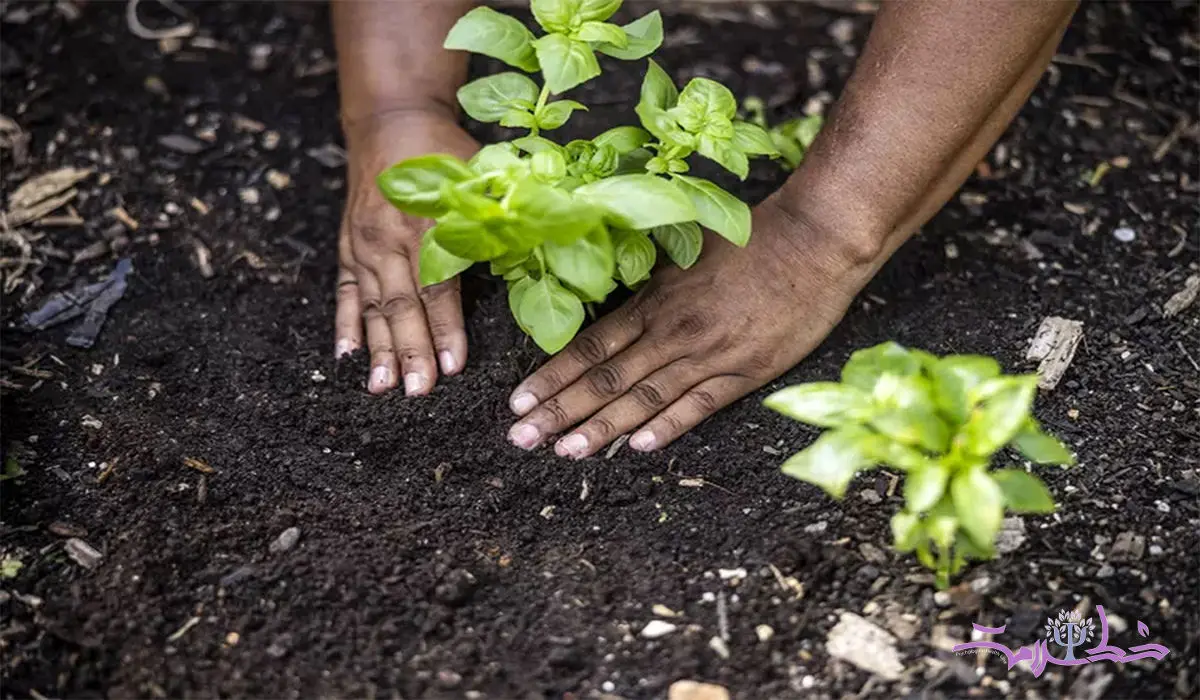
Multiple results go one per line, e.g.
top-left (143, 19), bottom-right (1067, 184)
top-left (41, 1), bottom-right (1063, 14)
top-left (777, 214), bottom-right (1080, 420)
top-left (708, 635), bottom-right (730, 659)
top-left (858, 542), bottom-right (887, 564)
top-left (1096, 563), bottom-right (1115, 578)
top-left (1106, 612), bottom-right (1128, 633)
top-left (239, 187), bottom-right (260, 205)
top-left (269, 527), bottom-right (300, 554)
top-left (436, 670), bottom-right (462, 689)
top-left (995, 516), bottom-right (1027, 554)
top-left (944, 242), bottom-right (959, 259)
top-left (668, 680), bottom-right (730, 700)
top-left (858, 488), bottom-right (882, 504)
top-left (641, 620), bottom-right (677, 639)
top-left (801, 676), bottom-right (815, 689)
top-left (81, 414), bottom-right (102, 430)
top-left (434, 569), bottom-right (477, 606)
top-left (803, 521), bottom-right (827, 534)
top-left (249, 43), bottom-right (272, 71)
top-left (261, 131), bottom-right (280, 150)
top-left (826, 612), bottom-right (904, 680)
top-left (266, 634), bottom-right (292, 658)
top-left (827, 17), bottom-right (855, 44)
top-left (755, 624), bottom-right (775, 642)
top-left (1112, 226), bottom-right (1136, 242)
top-left (934, 591), bottom-right (952, 607)
top-left (718, 567), bottom-right (746, 581)
top-left (970, 576), bottom-right (995, 594)
top-left (157, 134), bottom-right (206, 154)
top-left (311, 370), bottom-right (326, 383)
top-left (1109, 531), bottom-right (1145, 562)
top-left (1149, 544), bottom-right (1164, 557)
top-left (651, 604), bottom-right (680, 618)
top-left (266, 169), bottom-right (291, 190)
top-left (1155, 500), bottom-right (1171, 513)
top-left (64, 538), bottom-right (102, 570)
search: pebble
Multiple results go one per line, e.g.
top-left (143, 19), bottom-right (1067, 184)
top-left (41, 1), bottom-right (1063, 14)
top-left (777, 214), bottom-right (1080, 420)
top-left (717, 567), bottom-right (746, 581)
top-left (801, 676), bottom-right (815, 689)
top-left (755, 624), bottom-right (774, 642)
top-left (1112, 226), bottom-right (1136, 242)
top-left (934, 591), bottom-right (952, 607)
top-left (995, 516), bottom-right (1027, 554)
top-left (803, 521), bottom-right (827, 534)
top-left (1149, 544), bottom-right (1164, 557)
top-left (266, 633), bottom-right (292, 658)
top-left (1109, 531), bottom-right (1145, 562)
top-left (239, 187), bottom-right (260, 205)
top-left (261, 131), bottom-right (280, 150)
top-left (1096, 563), bottom-right (1115, 578)
top-left (1155, 500), bottom-right (1170, 513)
top-left (858, 488), bottom-right (882, 504)
top-left (668, 680), bottom-right (730, 700)
top-left (826, 612), bottom-right (903, 680)
top-left (64, 538), bottom-right (102, 570)
top-left (641, 620), bottom-right (677, 639)
top-left (827, 17), bottom-right (855, 44)
top-left (858, 542), bottom-right (887, 564)
top-left (708, 635), bottom-right (730, 659)
top-left (307, 143), bottom-right (348, 168)
top-left (269, 527), bottom-right (300, 554)
top-left (266, 169), bottom-right (291, 190)
top-left (157, 134), bottom-right (206, 154)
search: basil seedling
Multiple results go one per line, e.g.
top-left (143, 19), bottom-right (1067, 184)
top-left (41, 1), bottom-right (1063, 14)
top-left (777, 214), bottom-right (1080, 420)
top-left (377, 0), bottom-right (782, 353)
top-left (741, 97), bottom-right (823, 171)
top-left (764, 342), bottom-right (1074, 589)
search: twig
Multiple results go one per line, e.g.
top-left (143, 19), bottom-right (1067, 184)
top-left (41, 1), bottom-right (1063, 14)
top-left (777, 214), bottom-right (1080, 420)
top-left (1153, 117), bottom-right (1191, 162)
top-left (1178, 341), bottom-right (1199, 373)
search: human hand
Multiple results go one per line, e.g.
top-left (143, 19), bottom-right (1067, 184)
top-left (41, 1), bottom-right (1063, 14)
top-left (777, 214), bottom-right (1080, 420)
top-left (505, 196), bottom-right (886, 458)
top-left (335, 111), bottom-right (479, 395)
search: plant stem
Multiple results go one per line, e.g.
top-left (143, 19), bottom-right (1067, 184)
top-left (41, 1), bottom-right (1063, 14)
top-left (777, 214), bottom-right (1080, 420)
top-left (528, 83), bottom-right (553, 137)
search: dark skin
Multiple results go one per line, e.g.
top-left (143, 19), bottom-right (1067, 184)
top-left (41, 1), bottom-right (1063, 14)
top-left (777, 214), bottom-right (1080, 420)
top-left (332, 1), bottom-right (1079, 454)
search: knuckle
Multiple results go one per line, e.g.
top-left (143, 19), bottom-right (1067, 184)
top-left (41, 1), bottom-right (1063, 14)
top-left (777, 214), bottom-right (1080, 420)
top-left (380, 293), bottom-right (420, 320)
top-left (539, 398), bottom-right (570, 426)
top-left (665, 312), bottom-right (710, 343)
top-left (368, 343), bottom-right (394, 358)
top-left (689, 388), bottom-right (719, 414)
top-left (418, 280), bottom-right (455, 305)
top-left (656, 412), bottom-right (684, 437)
top-left (570, 332), bottom-right (610, 365)
top-left (629, 380), bottom-right (667, 409)
top-left (336, 283), bottom-right (360, 304)
top-left (586, 416), bottom-right (617, 440)
top-left (585, 363), bottom-right (625, 397)
top-left (348, 217), bottom-right (387, 247)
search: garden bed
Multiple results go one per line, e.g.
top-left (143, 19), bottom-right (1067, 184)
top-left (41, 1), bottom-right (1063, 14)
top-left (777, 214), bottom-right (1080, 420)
top-left (1, 1), bottom-right (1197, 698)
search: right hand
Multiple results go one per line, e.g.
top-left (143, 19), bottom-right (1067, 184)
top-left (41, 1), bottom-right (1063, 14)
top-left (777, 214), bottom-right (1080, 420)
top-left (335, 110), bottom-right (480, 395)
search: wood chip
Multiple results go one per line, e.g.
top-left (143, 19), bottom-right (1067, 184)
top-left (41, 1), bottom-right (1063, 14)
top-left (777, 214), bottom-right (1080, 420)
top-left (1163, 275), bottom-right (1199, 318)
top-left (8, 167), bottom-right (92, 210)
top-left (189, 197), bottom-right (210, 215)
top-left (826, 612), bottom-right (904, 680)
top-left (183, 456), bottom-right (214, 474)
top-left (1026, 316), bottom-right (1084, 390)
top-left (64, 538), bottom-right (103, 570)
top-left (166, 616), bottom-right (200, 642)
top-left (1153, 117), bottom-right (1190, 162)
top-left (191, 238), bottom-right (214, 278)
top-left (157, 134), bottom-right (207, 154)
top-left (668, 681), bottom-right (730, 700)
top-left (5, 188), bottom-right (79, 226)
top-left (109, 206), bottom-right (139, 231)
top-left (232, 114), bottom-right (265, 133)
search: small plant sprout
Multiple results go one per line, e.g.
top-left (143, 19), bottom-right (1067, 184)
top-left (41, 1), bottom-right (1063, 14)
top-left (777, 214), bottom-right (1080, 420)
top-left (764, 342), bottom-right (1075, 588)
top-left (740, 97), bottom-right (823, 171)
top-left (376, 0), bottom-right (782, 353)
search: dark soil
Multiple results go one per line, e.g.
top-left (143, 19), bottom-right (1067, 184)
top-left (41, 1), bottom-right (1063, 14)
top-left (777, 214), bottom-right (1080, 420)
top-left (2, 2), bottom-right (1197, 698)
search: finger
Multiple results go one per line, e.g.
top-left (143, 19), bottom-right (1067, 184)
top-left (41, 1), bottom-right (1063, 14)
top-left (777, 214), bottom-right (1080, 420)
top-left (552, 360), bottom-right (703, 459)
top-left (374, 258), bottom-right (438, 396)
top-left (507, 301), bottom-right (644, 418)
top-left (508, 337), bottom-right (670, 451)
top-left (334, 267), bottom-right (363, 359)
top-left (410, 255), bottom-right (467, 376)
top-left (628, 376), bottom-right (755, 452)
top-left (358, 271), bottom-right (399, 394)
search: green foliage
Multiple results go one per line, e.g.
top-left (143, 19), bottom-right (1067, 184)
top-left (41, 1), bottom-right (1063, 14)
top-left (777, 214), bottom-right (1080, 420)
top-left (0, 556), bottom-right (21, 579)
top-left (764, 342), bottom-right (1075, 588)
top-left (741, 97), bottom-right (824, 171)
top-left (378, 0), bottom-right (780, 353)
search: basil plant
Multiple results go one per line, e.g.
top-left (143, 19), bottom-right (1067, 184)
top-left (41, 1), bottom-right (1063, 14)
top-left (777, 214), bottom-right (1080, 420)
top-left (764, 342), bottom-right (1075, 588)
top-left (376, 0), bottom-right (785, 353)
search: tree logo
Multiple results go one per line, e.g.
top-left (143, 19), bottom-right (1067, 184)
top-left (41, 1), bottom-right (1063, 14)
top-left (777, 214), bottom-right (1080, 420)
top-left (1044, 609), bottom-right (1096, 661)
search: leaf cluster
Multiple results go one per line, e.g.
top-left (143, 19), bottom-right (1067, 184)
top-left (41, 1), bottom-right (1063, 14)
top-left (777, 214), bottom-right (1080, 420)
top-left (764, 342), bottom-right (1075, 588)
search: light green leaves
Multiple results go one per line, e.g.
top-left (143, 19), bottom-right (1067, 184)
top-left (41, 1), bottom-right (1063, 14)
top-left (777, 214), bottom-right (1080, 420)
top-left (781, 426), bottom-right (878, 499)
top-left (732, 121), bottom-right (779, 156)
top-left (576, 21), bottom-right (626, 46)
top-left (418, 231), bottom-right (474, 286)
top-left (531, 0), bottom-right (579, 33)
top-left (957, 375), bottom-right (1038, 457)
top-left (530, 150), bottom-right (568, 183)
top-left (903, 463), bottom-right (949, 513)
top-left (429, 215), bottom-right (507, 261)
top-left (444, 7), bottom-right (539, 72)
top-left (593, 126), bottom-right (651, 154)
top-left (950, 469), bottom-right (1004, 552)
top-left (536, 99), bottom-right (588, 130)
top-left (469, 143), bottom-right (524, 173)
top-left (579, 0), bottom-right (622, 22)
top-left (891, 511), bottom-right (922, 552)
top-left (991, 469), bottom-right (1057, 513)
top-left (651, 221), bottom-right (702, 269)
top-left (669, 175), bottom-right (750, 246)
top-left (613, 229), bottom-right (656, 286)
top-left (764, 382), bottom-right (872, 428)
top-left (841, 341), bottom-right (923, 391)
top-left (1012, 420), bottom-right (1075, 465)
top-left (639, 59), bottom-right (678, 110)
top-left (534, 34), bottom-right (601, 94)
top-left (518, 275), bottom-right (585, 353)
top-left (930, 355), bottom-right (1001, 424)
top-left (698, 136), bottom-right (749, 179)
top-left (593, 11), bottom-right (663, 60)
top-left (508, 178), bottom-right (601, 245)
top-left (675, 78), bottom-right (737, 123)
top-left (574, 174), bottom-right (696, 230)
top-left (457, 73), bottom-right (539, 123)
top-left (377, 154), bottom-right (474, 218)
top-left (544, 227), bottom-right (615, 301)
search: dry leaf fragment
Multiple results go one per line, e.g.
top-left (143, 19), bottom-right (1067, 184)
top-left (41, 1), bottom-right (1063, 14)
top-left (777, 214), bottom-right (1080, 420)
top-left (8, 167), bottom-right (92, 210)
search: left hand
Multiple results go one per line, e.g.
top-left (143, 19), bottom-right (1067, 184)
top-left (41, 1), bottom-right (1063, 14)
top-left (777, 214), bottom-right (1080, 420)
top-left (505, 195), bottom-right (886, 458)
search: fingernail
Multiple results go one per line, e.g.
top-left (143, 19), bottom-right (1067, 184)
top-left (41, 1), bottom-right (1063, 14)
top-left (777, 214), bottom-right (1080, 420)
top-left (510, 392), bottom-right (538, 415)
top-left (508, 423), bottom-right (540, 450)
top-left (439, 350), bottom-right (458, 375)
top-left (629, 430), bottom-right (657, 452)
top-left (370, 366), bottom-right (392, 392)
top-left (556, 433), bottom-right (589, 459)
top-left (404, 372), bottom-right (427, 396)
top-left (335, 339), bottom-right (355, 359)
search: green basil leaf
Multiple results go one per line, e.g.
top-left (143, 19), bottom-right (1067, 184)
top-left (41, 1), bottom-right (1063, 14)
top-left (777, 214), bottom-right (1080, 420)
top-left (594, 10), bottom-right (663, 60)
top-left (957, 375), bottom-right (1038, 457)
top-left (841, 341), bottom-right (922, 391)
top-left (508, 178), bottom-right (602, 245)
top-left (530, 0), bottom-right (579, 32)
top-left (576, 20), bottom-right (626, 47)
top-left (891, 511), bottom-right (922, 552)
top-left (418, 230), bottom-right (474, 286)
top-left (783, 114), bottom-right (823, 149)
top-left (440, 182), bottom-right (506, 221)
top-left (430, 214), bottom-right (508, 261)
top-left (533, 34), bottom-right (601, 94)
top-left (1011, 419), bottom-right (1074, 465)
top-left (870, 407), bottom-right (951, 453)
top-left (456, 72), bottom-right (540, 123)
top-left (669, 175), bottom-right (750, 246)
top-left (862, 439), bottom-right (933, 472)
top-left (635, 104), bottom-right (695, 149)
top-left (508, 275), bottom-right (536, 334)
top-left (544, 227), bottom-right (615, 302)
top-left (763, 382), bottom-right (872, 428)
top-left (639, 58), bottom-right (678, 110)
top-left (650, 221), bottom-right (702, 269)
top-left (578, 0), bottom-right (622, 22)
top-left (593, 126), bottom-right (652, 154)
top-left (469, 143), bottom-right (524, 174)
top-left (512, 135), bottom-right (566, 155)
top-left (697, 134), bottom-right (750, 179)
top-left (991, 469), bottom-right (1057, 513)
top-left (536, 99), bottom-right (588, 130)
top-left (732, 120), bottom-right (779, 156)
top-left (677, 77), bottom-right (737, 121)
top-left (376, 154), bottom-right (474, 218)
top-left (444, 7), bottom-right (539, 72)
top-left (779, 425), bottom-right (878, 499)
top-left (530, 150), bottom-right (568, 183)
top-left (491, 250), bottom-right (531, 278)
top-left (519, 275), bottom-right (585, 353)
top-left (613, 229), bottom-right (656, 286)
top-left (499, 109), bottom-right (538, 129)
top-left (930, 355), bottom-right (1002, 425)
top-left (904, 463), bottom-right (950, 513)
top-left (772, 130), bottom-right (805, 169)
top-left (574, 174), bottom-right (697, 230)
top-left (950, 468), bottom-right (1004, 551)
top-left (614, 147), bottom-right (653, 175)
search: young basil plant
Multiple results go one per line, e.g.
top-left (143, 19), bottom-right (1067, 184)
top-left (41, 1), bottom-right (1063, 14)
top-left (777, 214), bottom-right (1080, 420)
top-left (378, 0), bottom-right (781, 354)
top-left (764, 342), bottom-right (1075, 589)
top-left (741, 96), bottom-right (823, 171)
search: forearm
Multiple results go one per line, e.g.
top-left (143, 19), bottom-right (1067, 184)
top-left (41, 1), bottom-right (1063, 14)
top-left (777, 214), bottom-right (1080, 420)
top-left (332, 0), bottom-right (475, 130)
top-left (779, 0), bottom-right (1078, 261)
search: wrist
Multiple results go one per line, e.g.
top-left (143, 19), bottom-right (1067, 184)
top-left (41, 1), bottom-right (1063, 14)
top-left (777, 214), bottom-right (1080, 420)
top-left (340, 98), bottom-right (459, 150)
top-left (760, 186), bottom-right (891, 277)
